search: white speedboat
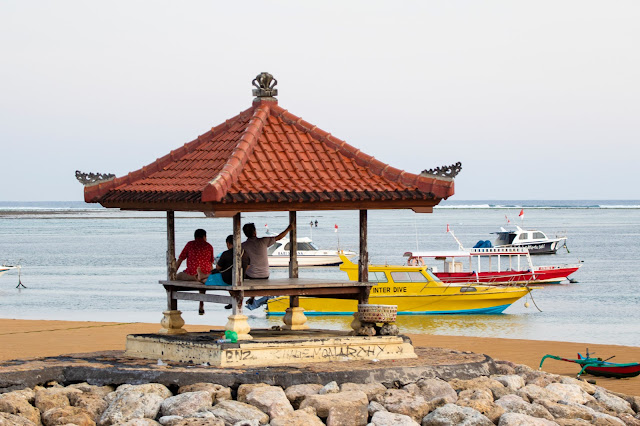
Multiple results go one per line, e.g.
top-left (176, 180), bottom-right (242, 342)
top-left (0, 265), bottom-right (19, 278)
top-left (267, 237), bottom-right (357, 267)
top-left (489, 226), bottom-right (567, 254)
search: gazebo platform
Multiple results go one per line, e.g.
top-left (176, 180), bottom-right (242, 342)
top-left (125, 329), bottom-right (417, 367)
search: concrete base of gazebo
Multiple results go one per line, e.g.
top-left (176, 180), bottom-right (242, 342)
top-left (125, 329), bottom-right (417, 368)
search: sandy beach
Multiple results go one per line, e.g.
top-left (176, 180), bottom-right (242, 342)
top-left (1, 318), bottom-right (638, 396)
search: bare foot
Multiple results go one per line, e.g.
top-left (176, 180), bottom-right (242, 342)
top-left (197, 267), bottom-right (209, 283)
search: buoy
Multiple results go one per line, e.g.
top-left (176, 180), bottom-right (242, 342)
top-left (524, 301), bottom-right (530, 308)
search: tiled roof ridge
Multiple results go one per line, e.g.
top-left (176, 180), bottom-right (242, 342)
top-left (270, 104), bottom-right (446, 194)
top-left (202, 102), bottom-right (271, 202)
top-left (84, 106), bottom-right (255, 203)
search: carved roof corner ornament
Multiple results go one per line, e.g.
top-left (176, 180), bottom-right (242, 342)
top-left (75, 170), bottom-right (116, 187)
top-left (421, 162), bottom-right (462, 179)
top-left (252, 72), bottom-right (278, 100)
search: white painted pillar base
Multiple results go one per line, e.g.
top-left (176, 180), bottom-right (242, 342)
top-left (225, 314), bottom-right (252, 340)
top-left (282, 307), bottom-right (309, 330)
top-left (159, 310), bottom-right (187, 335)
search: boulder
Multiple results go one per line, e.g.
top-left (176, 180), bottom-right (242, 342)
top-left (326, 403), bottom-right (368, 426)
top-left (449, 377), bottom-right (507, 400)
top-left (207, 400), bottom-right (269, 425)
top-left (554, 420), bottom-right (592, 426)
top-left (593, 389), bottom-right (634, 415)
top-left (494, 361), bottom-right (517, 376)
top-left (319, 381), bottom-right (340, 395)
top-left (41, 406), bottom-right (95, 426)
top-left (368, 401), bottom-right (387, 417)
top-left (495, 394), bottom-right (554, 421)
top-left (457, 398), bottom-right (505, 424)
top-left (517, 384), bottom-right (561, 404)
top-left (300, 391), bottom-right (368, 420)
top-left (161, 392), bottom-right (213, 417)
top-left (67, 384), bottom-right (115, 399)
top-left (374, 389), bottom-right (432, 422)
top-left (421, 403), bottom-right (493, 426)
top-left (370, 411), bottom-right (419, 426)
top-left (178, 384), bottom-right (232, 404)
top-left (284, 384), bottom-right (323, 409)
top-left (537, 399), bottom-right (595, 421)
top-left (241, 386), bottom-right (293, 419)
top-left (558, 377), bottom-right (595, 395)
top-left (69, 394), bottom-right (108, 422)
top-left (458, 389), bottom-right (493, 401)
top-left (618, 413), bottom-right (640, 426)
top-left (545, 384), bottom-right (592, 405)
top-left (0, 392), bottom-right (42, 425)
top-left (119, 420), bottom-right (163, 425)
top-left (497, 412), bottom-right (558, 425)
top-left (35, 388), bottom-right (81, 413)
top-left (236, 384), bottom-right (270, 402)
top-left (115, 384), bottom-right (172, 400)
top-left (341, 382), bottom-right (387, 401)
top-left (162, 419), bottom-right (224, 426)
top-left (7, 389), bottom-right (36, 404)
top-left (269, 407), bottom-right (324, 426)
top-left (492, 375), bottom-right (525, 391)
top-left (98, 391), bottom-right (164, 426)
top-left (410, 378), bottom-right (457, 404)
top-left (0, 412), bottom-right (37, 426)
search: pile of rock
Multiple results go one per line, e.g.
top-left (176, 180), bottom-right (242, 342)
top-left (0, 360), bottom-right (639, 425)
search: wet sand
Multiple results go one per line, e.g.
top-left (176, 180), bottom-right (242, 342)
top-left (1, 319), bottom-right (638, 396)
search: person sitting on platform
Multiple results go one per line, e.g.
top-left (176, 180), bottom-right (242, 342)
top-left (197, 234), bottom-right (250, 285)
top-left (242, 222), bottom-right (292, 310)
top-left (175, 229), bottom-right (214, 281)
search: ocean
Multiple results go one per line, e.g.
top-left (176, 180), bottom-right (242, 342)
top-left (1, 200), bottom-right (639, 347)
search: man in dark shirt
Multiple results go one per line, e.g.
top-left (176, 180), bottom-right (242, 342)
top-left (215, 234), bottom-right (249, 284)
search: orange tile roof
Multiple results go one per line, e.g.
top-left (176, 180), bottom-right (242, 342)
top-left (85, 98), bottom-right (455, 212)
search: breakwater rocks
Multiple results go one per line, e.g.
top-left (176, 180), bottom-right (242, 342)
top-left (1, 361), bottom-right (639, 425)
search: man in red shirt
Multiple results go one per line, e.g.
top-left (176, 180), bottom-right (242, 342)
top-left (176, 229), bottom-right (214, 281)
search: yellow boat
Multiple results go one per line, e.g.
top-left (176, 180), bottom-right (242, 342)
top-left (266, 255), bottom-right (536, 315)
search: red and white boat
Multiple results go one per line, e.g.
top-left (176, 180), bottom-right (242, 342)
top-left (403, 229), bottom-right (581, 285)
top-left (404, 248), bottom-right (580, 285)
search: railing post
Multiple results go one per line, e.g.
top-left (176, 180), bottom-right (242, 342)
top-left (166, 211), bottom-right (176, 281)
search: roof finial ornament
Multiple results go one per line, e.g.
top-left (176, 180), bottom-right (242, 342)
top-left (421, 162), bottom-right (462, 179)
top-left (252, 72), bottom-right (278, 99)
top-left (75, 170), bottom-right (116, 186)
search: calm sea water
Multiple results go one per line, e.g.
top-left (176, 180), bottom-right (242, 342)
top-left (1, 200), bottom-right (639, 347)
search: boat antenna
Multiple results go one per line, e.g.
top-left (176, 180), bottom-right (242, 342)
top-left (447, 224), bottom-right (465, 251)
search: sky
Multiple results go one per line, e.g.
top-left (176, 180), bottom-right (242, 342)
top-left (1, 1), bottom-right (639, 201)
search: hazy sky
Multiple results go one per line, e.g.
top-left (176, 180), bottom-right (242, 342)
top-left (1, 1), bottom-right (639, 201)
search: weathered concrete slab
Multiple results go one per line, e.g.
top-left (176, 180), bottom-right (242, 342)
top-left (0, 343), bottom-right (498, 394)
top-left (126, 329), bottom-right (417, 367)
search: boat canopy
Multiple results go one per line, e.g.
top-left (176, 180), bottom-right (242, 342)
top-left (404, 247), bottom-right (530, 258)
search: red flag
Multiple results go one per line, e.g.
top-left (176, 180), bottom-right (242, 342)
top-left (446, 224), bottom-right (450, 233)
top-left (518, 209), bottom-right (524, 218)
top-left (505, 215), bottom-right (510, 224)
top-left (334, 224), bottom-right (339, 232)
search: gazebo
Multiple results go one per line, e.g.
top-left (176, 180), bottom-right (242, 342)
top-left (78, 72), bottom-right (459, 343)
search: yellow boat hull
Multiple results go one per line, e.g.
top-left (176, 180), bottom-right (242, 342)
top-left (266, 255), bottom-right (533, 315)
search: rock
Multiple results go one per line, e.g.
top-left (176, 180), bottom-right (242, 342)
top-left (368, 401), bottom-right (387, 417)
top-left (284, 384), bottom-right (323, 409)
top-left (457, 398), bottom-right (505, 424)
top-left (241, 386), bottom-right (293, 419)
top-left (357, 324), bottom-right (376, 336)
top-left (492, 375), bottom-right (525, 391)
top-left (517, 384), bottom-right (561, 404)
top-left (269, 407), bottom-right (324, 426)
top-left (119, 420), bottom-right (163, 425)
top-left (545, 384), bottom-right (592, 405)
top-left (537, 399), bottom-right (595, 422)
top-left (519, 371), bottom-right (560, 388)
top-left (319, 381), bottom-right (340, 395)
top-left (341, 382), bottom-right (387, 401)
top-left (164, 419), bottom-right (224, 426)
top-left (35, 388), bottom-right (80, 413)
top-left (458, 389), bottom-right (493, 401)
top-left (449, 377), bottom-right (507, 400)
top-left (494, 361), bottom-right (517, 376)
top-left (161, 392), bottom-right (213, 417)
top-left (41, 406), bottom-right (96, 426)
top-left (558, 377), bottom-right (596, 395)
top-left (410, 378), bottom-right (458, 404)
top-left (0, 412), bottom-right (37, 426)
top-left (231, 421), bottom-right (260, 426)
top-left (115, 384), bottom-right (173, 400)
top-left (98, 391), bottom-right (164, 425)
top-left (554, 420), bottom-right (592, 426)
top-left (375, 389), bottom-right (432, 422)
top-left (7, 389), bottom-right (36, 404)
top-left (497, 412), bottom-right (558, 425)
top-left (618, 414), bottom-right (640, 426)
top-left (593, 389), bottom-right (634, 415)
top-left (421, 403), bottom-right (493, 426)
top-left (326, 403), bottom-right (368, 426)
top-left (178, 384), bottom-right (232, 404)
top-left (208, 400), bottom-right (269, 425)
top-left (67, 384), bottom-right (115, 399)
top-left (69, 394), bottom-right (108, 422)
top-left (370, 410), bottom-right (419, 425)
top-left (495, 394), bottom-right (554, 421)
top-left (379, 324), bottom-right (399, 336)
top-left (0, 392), bottom-right (42, 425)
top-left (300, 391), bottom-right (368, 420)
top-left (236, 384), bottom-right (270, 402)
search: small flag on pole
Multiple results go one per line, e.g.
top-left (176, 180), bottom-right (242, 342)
top-left (505, 215), bottom-right (510, 224)
top-left (518, 209), bottom-right (524, 219)
top-left (334, 224), bottom-right (339, 233)
top-left (446, 224), bottom-right (450, 233)
top-left (265, 223), bottom-right (269, 233)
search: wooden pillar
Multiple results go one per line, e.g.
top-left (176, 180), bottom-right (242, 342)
top-left (289, 211), bottom-right (299, 308)
top-left (358, 209), bottom-right (370, 305)
top-left (232, 213), bottom-right (243, 312)
top-left (166, 211), bottom-right (176, 281)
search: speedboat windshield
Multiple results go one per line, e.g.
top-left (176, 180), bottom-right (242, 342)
top-left (267, 243), bottom-right (282, 255)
